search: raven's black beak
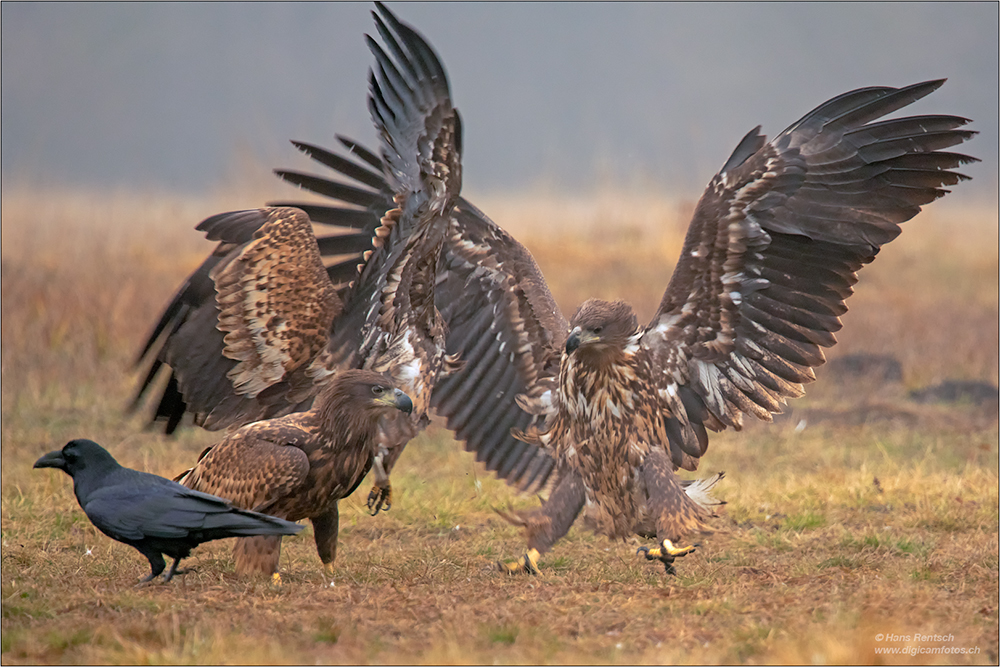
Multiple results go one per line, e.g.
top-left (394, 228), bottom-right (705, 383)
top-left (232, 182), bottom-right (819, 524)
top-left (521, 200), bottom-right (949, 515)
top-left (394, 389), bottom-right (414, 415)
top-left (33, 450), bottom-right (66, 471)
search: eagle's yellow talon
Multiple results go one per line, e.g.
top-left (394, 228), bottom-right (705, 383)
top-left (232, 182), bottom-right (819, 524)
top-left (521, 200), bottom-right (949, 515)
top-left (638, 539), bottom-right (697, 575)
top-left (271, 572), bottom-right (283, 586)
top-left (497, 548), bottom-right (541, 575)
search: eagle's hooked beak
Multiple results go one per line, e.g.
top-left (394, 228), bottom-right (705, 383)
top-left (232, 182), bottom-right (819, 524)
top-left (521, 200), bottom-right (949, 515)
top-left (33, 450), bottom-right (67, 471)
top-left (565, 327), bottom-right (599, 354)
top-left (379, 388), bottom-right (413, 415)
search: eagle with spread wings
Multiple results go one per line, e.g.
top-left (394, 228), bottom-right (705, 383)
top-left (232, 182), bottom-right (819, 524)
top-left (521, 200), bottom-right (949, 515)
top-left (134, 3), bottom-right (562, 512)
top-left (134, 4), bottom-right (976, 575)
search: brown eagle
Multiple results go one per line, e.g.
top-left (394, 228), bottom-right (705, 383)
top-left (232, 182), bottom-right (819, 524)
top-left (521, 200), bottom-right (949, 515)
top-left (497, 80), bottom-right (978, 574)
top-left (175, 369), bottom-right (412, 576)
top-left (135, 3), bottom-right (560, 511)
top-left (134, 4), bottom-right (976, 575)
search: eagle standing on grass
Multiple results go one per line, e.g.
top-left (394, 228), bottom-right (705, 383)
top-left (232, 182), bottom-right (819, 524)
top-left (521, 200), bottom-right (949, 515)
top-left (177, 370), bottom-right (412, 576)
top-left (167, 4), bottom-right (473, 576)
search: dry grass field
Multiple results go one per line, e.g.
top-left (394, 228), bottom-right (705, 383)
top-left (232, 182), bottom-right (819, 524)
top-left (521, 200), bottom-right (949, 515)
top-left (1, 185), bottom-right (997, 664)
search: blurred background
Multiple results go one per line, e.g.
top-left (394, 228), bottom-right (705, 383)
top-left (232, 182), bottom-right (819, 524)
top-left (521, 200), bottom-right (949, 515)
top-left (3, 2), bottom-right (997, 204)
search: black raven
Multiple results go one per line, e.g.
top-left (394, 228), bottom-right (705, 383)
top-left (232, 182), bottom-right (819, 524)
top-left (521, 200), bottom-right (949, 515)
top-left (34, 438), bottom-right (303, 583)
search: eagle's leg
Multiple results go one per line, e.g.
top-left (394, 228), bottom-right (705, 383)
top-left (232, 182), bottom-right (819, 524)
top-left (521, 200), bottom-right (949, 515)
top-left (637, 448), bottom-right (714, 575)
top-left (233, 534), bottom-right (283, 576)
top-left (312, 506), bottom-right (340, 580)
top-left (367, 414), bottom-right (424, 515)
top-left (636, 540), bottom-right (698, 575)
top-left (367, 450), bottom-right (392, 516)
top-left (497, 469), bottom-right (585, 575)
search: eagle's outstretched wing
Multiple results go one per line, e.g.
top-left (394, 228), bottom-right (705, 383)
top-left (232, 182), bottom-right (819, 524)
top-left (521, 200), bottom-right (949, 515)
top-left (278, 140), bottom-right (565, 491)
top-left (133, 202), bottom-right (385, 432)
top-left (639, 79), bottom-right (978, 471)
top-left (132, 5), bottom-right (561, 493)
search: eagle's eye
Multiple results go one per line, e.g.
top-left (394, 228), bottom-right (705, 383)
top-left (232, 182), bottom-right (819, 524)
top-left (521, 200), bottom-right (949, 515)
top-left (371, 385), bottom-right (385, 396)
top-left (593, 326), bottom-right (603, 335)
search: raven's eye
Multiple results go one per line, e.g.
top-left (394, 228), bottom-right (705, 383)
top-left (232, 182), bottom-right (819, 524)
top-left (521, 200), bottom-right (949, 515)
top-left (371, 385), bottom-right (385, 396)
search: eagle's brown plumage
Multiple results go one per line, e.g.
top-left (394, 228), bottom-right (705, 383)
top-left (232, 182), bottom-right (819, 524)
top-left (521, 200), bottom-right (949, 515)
top-left (133, 5), bottom-right (976, 575)
top-left (177, 369), bottom-right (413, 575)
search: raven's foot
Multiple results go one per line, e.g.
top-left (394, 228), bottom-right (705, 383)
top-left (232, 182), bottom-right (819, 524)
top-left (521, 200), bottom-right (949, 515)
top-left (497, 548), bottom-right (541, 575)
top-left (161, 567), bottom-right (192, 583)
top-left (637, 539), bottom-right (698, 575)
top-left (367, 483), bottom-right (392, 515)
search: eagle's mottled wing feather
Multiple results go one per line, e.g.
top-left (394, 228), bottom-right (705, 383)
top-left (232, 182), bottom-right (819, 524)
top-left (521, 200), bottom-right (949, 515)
top-left (366, 3), bottom-right (460, 202)
top-left (133, 205), bottom-right (384, 432)
top-left (643, 80), bottom-right (978, 469)
top-left (179, 425), bottom-right (311, 513)
top-left (211, 207), bottom-right (340, 400)
top-left (431, 205), bottom-right (565, 491)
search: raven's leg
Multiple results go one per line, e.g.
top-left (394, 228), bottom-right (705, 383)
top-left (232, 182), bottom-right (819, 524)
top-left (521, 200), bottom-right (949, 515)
top-left (161, 556), bottom-right (189, 582)
top-left (637, 448), bottom-right (721, 575)
top-left (311, 506), bottom-right (339, 579)
top-left (138, 551), bottom-right (166, 583)
top-left (233, 535), bottom-right (282, 576)
top-left (497, 469), bottom-right (585, 575)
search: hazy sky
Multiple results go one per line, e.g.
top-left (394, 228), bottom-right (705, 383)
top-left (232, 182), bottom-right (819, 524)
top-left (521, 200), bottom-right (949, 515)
top-left (3, 2), bottom-right (997, 203)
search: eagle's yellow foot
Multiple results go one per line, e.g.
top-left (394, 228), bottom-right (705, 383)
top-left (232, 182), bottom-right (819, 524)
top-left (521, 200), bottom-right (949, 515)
top-left (637, 539), bottom-right (698, 575)
top-left (271, 572), bottom-right (283, 587)
top-left (322, 561), bottom-right (336, 586)
top-left (497, 548), bottom-right (541, 575)
top-left (367, 483), bottom-right (392, 515)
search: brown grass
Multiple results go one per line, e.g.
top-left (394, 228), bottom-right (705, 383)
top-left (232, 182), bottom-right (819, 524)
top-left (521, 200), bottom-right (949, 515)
top-left (2, 186), bottom-right (997, 664)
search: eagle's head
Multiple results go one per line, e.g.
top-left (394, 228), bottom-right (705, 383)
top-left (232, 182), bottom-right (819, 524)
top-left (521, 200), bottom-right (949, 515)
top-left (317, 369), bottom-right (414, 429)
top-left (565, 299), bottom-right (640, 356)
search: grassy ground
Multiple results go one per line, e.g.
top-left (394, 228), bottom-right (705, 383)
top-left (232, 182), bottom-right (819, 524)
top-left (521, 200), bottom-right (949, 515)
top-left (1, 187), bottom-right (997, 664)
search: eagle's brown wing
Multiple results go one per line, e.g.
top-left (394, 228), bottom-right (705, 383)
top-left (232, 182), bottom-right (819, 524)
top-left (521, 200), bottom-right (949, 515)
top-left (278, 141), bottom-right (564, 492)
top-left (133, 203), bottom-right (384, 433)
top-left (158, 208), bottom-right (341, 430)
top-left (179, 420), bottom-right (312, 514)
top-left (640, 79), bottom-right (977, 471)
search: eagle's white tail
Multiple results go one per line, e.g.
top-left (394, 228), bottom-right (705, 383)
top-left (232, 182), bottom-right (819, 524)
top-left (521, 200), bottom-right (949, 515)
top-left (681, 471), bottom-right (726, 512)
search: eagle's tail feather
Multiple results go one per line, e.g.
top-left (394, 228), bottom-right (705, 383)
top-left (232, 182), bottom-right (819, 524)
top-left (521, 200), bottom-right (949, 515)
top-left (681, 471), bottom-right (726, 514)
